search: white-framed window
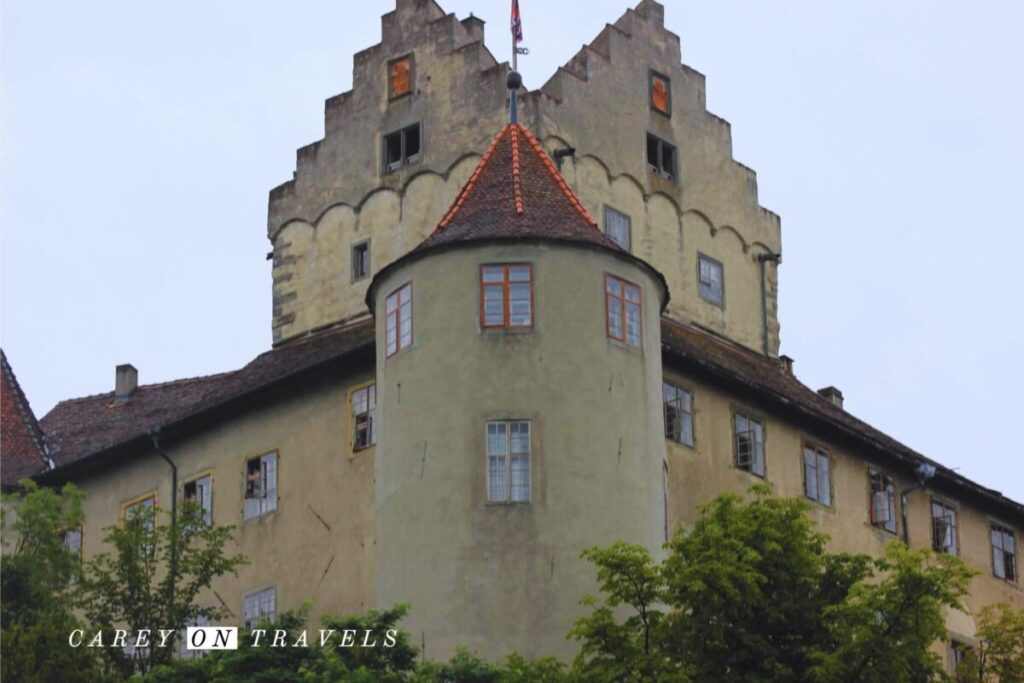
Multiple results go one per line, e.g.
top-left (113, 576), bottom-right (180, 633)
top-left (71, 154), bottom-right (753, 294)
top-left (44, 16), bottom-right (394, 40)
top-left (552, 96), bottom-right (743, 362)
top-left (385, 282), bottom-right (413, 357)
top-left (698, 253), bottom-right (724, 307)
top-left (244, 453), bottom-right (278, 520)
top-left (352, 384), bottom-right (377, 450)
top-left (63, 527), bottom-right (83, 585)
top-left (243, 587), bottom-right (276, 630)
top-left (734, 412), bottom-right (765, 477)
top-left (605, 274), bottom-right (642, 347)
top-left (803, 445), bottom-right (832, 506)
top-left (868, 468), bottom-right (897, 533)
top-left (183, 474), bottom-right (213, 526)
top-left (931, 498), bottom-right (958, 555)
top-left (663, 382), bottom-right (694, 447)
top-left (604, 206), bottom-right (631, 251)
top-left (486, 420), bottom-right (531, 503)
top-left (991, 523), bottom-right (1017, 583)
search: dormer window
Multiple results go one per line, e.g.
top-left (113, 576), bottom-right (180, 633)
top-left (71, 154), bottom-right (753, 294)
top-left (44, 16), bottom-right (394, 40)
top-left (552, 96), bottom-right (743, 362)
top-left (646, 133), bottom-right (676, 181)
top-left (383, 124), bottom-right (421, 174)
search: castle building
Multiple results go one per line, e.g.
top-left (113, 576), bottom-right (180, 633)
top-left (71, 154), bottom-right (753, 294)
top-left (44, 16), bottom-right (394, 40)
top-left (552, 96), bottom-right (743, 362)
top-left (5, 0), bottom-right (1020, 667)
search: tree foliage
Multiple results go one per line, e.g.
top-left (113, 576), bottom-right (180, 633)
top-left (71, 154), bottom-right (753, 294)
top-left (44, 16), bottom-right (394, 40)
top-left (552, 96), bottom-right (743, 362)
top-left (1, 480), bottom-right (102, 682)
top-left (570, 486), bottom-right (978, 683)
top-left (76, 501), bottom-right (247, 677)
top-left (954, 603), bottom-right (1024, 683)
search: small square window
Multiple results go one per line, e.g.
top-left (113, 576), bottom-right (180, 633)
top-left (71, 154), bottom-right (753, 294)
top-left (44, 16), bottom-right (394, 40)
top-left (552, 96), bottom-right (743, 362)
top-left (183, 474), bottom-right (213, 526)
top-left (649, 70), bottom-right (671, 116)
top-left (605, 274), bottom-right (642, 347)
top-left (604, 207), bottom-right (631, 251)
top-left (698, 254), bottom-right (724, 307)
top-left (803, 445), bottom-right (831, 506)
top-left (991, 523), bottom-right (1017, 583)
top-left (352, 384), bottom-right (377, 450)
top-left (388, 54), bottom-right (414, 99)
top-left (243, 587), bottom-right (276, 630)
top-left (734, 412), bottom-right (765, 477)
top-left (646, 133), bottom-right (676, 181)
top-left (487, 420), bottom-right (531, 503)
top-left (382, 124), bottom-right (422, 174)
top-left (663, 382), bottom-right (694, 447)
top-left (931, 498), bottom-right (958, 555)
top-left (385, 282), bottom-right (413, 358)
top-left (244, 453), bottom-right (278, 520)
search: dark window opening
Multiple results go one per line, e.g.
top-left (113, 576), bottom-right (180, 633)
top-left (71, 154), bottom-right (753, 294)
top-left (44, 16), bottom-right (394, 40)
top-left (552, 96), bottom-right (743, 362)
top-left (383, 124), bottom-right (421, 174)
top-left (646, 133), bottom-right (676, 181)
top-left (352, 241), bottom-right (371, 281)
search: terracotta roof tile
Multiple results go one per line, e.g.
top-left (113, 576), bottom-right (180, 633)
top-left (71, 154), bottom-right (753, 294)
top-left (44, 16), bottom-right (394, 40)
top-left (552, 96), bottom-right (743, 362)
top-left (425, 123), bottom-right (619, 252)
top-left (1, 350), bottom-right (49, 488)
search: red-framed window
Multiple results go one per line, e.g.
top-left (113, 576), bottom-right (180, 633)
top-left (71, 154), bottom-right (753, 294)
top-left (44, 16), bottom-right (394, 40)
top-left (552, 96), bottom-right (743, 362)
top-left (605, 274), bottom-right (642, 346)
top-left (481, 264), bottom-right (533, 328)
top-left (385, 282), bottom-right (413, 357)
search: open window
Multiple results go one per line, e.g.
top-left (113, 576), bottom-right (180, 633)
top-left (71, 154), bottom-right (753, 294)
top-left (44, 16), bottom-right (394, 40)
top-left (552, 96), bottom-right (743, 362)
top-left (991, 523), bottom-right (1017, 583)
top-left (663, 382), bottom-right (694, 447)
top-left (244, 453), bottom-right (278, 520)
top-left (382, 124), bottom-right (421, 173)
top-left (868, 468), bottom-right (897, 533)
top-left (931, 498), bottom-right (958, 555)
top-left (183, 474), bottom-right (213, 526)
top-left (352, 383), bottom-right (377, 450)
top-left (646, 133), bottom-right (676, 181)
top-left (734, 412), bottom-right (765, 477)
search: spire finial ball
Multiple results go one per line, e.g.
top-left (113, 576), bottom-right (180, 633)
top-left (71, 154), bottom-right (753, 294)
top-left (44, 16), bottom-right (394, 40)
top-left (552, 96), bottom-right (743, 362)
top-left (506, 70), bottom-right (523, 91)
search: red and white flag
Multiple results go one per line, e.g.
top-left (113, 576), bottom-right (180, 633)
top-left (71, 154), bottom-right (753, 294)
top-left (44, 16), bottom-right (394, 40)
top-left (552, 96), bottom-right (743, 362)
top-left (511, 0), bottom-right (524, 44)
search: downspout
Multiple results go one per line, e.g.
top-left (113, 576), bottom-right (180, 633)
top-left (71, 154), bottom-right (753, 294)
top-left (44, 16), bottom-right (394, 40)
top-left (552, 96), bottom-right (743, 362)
top-left (757, 253), bottom-right (781, 356)
top-left (149, 427), bottom-right (178, 621)
top-left (900, 463), bottom-right (936, 545)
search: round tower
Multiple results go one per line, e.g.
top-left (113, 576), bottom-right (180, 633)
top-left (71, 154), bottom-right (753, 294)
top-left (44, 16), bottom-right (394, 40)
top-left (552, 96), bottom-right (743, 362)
top-left (367, 122), bottom-right (669, 661)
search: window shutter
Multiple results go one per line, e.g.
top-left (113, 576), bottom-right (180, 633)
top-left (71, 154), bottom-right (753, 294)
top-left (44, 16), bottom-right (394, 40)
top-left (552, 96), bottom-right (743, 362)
top-left (871, 491), bottom-right (890, 524)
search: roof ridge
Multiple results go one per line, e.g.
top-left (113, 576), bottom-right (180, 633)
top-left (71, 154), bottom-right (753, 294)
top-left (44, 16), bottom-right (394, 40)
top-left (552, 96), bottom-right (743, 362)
top-left (49, 370), bottom-right (238, 407)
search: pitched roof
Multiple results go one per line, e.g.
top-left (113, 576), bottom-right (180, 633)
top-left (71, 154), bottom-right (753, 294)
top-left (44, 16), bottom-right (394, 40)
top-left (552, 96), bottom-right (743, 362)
top-left (418, 123), bottom-right (623, 252)
top-left (1, 350), bottom-right (49, 489)
top-left (39, 320), bottom-right (374, 475)
top-left (660, 319), bottom-right (1024, 520)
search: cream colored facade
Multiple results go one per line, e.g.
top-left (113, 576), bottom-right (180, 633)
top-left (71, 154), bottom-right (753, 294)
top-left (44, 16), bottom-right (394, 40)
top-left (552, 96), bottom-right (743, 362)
top-left (28, 0), bottom-right (1022, 670)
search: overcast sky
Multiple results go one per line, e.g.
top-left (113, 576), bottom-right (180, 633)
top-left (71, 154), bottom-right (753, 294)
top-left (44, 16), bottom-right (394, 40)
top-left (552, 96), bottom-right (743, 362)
top-left (2, 0), bottom-right (1022, 502)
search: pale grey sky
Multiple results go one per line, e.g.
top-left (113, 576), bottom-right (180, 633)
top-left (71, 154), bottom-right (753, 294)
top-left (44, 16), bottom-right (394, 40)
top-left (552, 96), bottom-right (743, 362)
top-left (2, 1), bottom-right (1022, 502)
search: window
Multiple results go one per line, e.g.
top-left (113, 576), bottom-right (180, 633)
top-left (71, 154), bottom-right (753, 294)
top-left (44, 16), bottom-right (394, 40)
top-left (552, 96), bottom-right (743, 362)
top-left (991, 523), bottom-right (1017, 583)
top-left (868, 468), bottom-right (897, 533)
top-left (803, 445), bottom-right (832, 506)
top-left (931, 498), bottom-right (958, 555)
top-left (243, 587), bottom-right (276, 630)
top-left (604, 207), bottom-right (631, 251)
top-left (646, 133), bottom-right (676, 181)
top-left (382, 124), bottom-right (421, 173)
top-left (698, 254), bottom-right (724, 307)
top-left (385, 282), bottom-right (413, 357)
top-left (605, 274), bottom-right (642, 347)
top-left (649, 70), bottom-right (671, 116)
top-left (949, 640), bottom-right (972, 675)
top-left (481, 264), bottom-right (533, 328)
top-left (388, 54), bottom-right (414, 99)
top-left (352, 384), bottom-right (377, 450)
top-left (63, 527), bottom-right (83, 585)
top-left (352, 241), bottom-right (371, 281)
top-left (244, 453), bottom-right (278, 520)
top-left (734, 412), bottom-right (765, 477)
top-left (123, 495), bottom-right (156, 554)
top-left (179, 613), bottom-right (211, 659)
top-left (663, 382), bottom-right (694, 447)
top-left (486, 420), bottom-right (531, 503)
top-left (183, 474), bottom-right (213, 526)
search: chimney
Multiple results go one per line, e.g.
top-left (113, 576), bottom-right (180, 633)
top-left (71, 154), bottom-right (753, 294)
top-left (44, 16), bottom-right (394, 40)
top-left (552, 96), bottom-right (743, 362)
top-left (461, 13), bottom-right (484, 43)
top-left (115, 364), bottom-right (138, 399)
top-left (779, 354), bottom-right (795, 377)
top-left (817, 386), bottom-right (844, 409)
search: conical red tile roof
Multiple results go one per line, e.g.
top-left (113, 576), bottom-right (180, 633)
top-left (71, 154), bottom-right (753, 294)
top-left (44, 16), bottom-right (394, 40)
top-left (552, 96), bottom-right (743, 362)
top-left (416, 123), bottom-right (622, 252)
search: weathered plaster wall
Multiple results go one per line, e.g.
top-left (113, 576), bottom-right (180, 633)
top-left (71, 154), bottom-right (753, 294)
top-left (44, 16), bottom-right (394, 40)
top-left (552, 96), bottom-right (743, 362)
top-left (372, 242), bottom-right (668, 661)
top-left (67, 371), bottom-right (377, 628)
top-left (661, 362), bottom-right (1024, 649)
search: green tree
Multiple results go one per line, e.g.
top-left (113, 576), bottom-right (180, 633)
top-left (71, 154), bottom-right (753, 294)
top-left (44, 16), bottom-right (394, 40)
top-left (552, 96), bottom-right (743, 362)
top-left (76, 501), bottom-right (247, 677)
top-left (1, 480), bottom-right (103, 682)
top-left (571, 486), bottom-right (976, 683)
top-left (954, 603), bottom-right (1024, 683)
